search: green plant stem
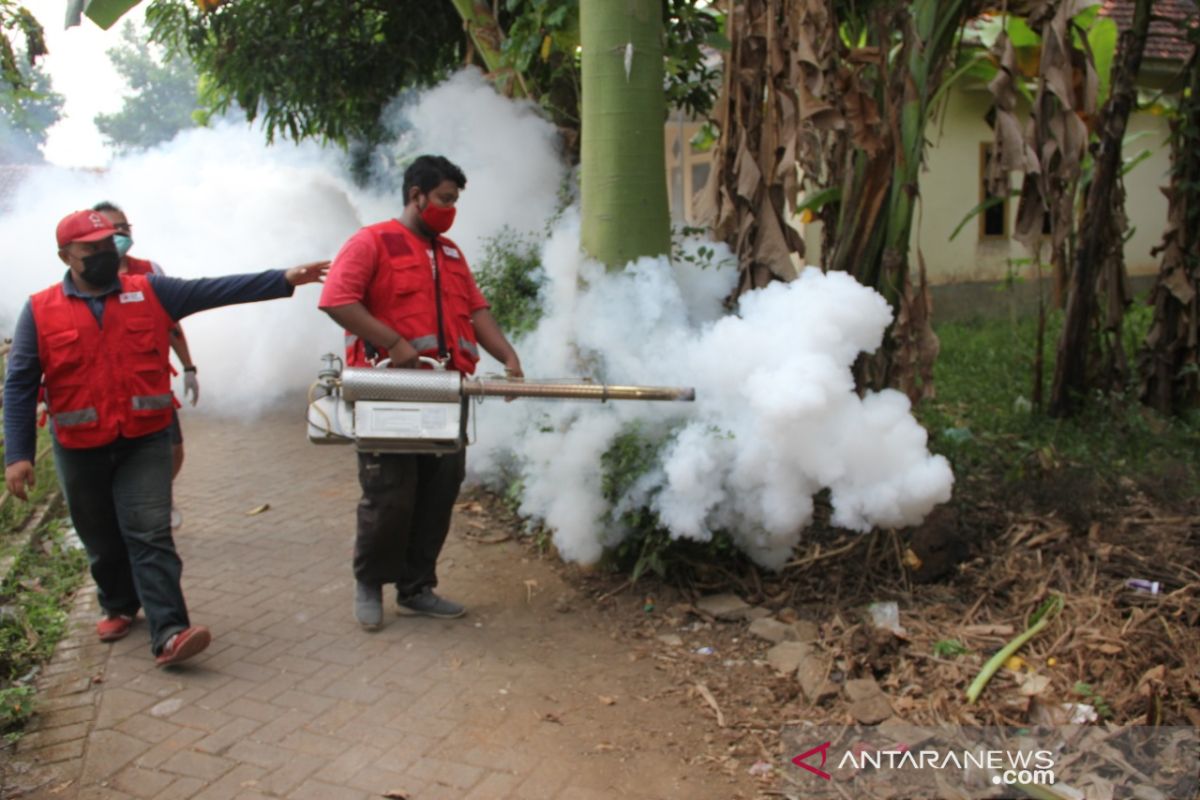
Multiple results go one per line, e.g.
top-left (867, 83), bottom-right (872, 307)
top-left (966, 597), bottom-right (1061, 704)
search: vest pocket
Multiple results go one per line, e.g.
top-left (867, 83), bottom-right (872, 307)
top-left (44, 328), bottom-right (83, 371)
top-left (124, 316), bottom-right (162, 356)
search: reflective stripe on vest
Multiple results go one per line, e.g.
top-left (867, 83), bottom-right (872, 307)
top-left (409, 334), bottom-right (439, 353)
top-left (459, 337), bottom-right (479, 359)
top-left (132, 393), bottom-right (173, 411)
top-left (54, 408), bottom-right (98, 427)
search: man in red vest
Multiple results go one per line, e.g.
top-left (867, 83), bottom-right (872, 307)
top-left (320, 154), bottom-right (523, 630)
top-left (3, 209), bottom-right (328, 667)
top-left (94, 201), bottom-right (194, 528)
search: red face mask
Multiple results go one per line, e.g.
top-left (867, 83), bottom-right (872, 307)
top-left (419, 200), bottom-right (456, 234)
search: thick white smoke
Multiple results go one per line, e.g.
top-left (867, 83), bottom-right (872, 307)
top-left (0, 67), bottom-right (952, 567)
top-left (0, 70), bottom-right (562, 416)
top-left (468, 213), bottom-right (954, 568)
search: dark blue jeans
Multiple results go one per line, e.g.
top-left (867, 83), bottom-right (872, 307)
top-left (52, 429), bottom-right (189, 654)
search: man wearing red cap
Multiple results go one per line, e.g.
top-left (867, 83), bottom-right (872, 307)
top-left (2, 209), bottom-right (328, 667)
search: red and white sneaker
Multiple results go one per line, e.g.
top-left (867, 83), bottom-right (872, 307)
top-left (96, 614), bottom-right (134, 642)
top-left (154, 626), bottom-right (211, 667)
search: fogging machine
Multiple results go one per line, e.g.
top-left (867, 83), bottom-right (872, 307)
top-left (307, 354), bottom-right (695, 454)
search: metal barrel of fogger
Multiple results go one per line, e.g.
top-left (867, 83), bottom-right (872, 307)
top-left (339, 368), bottom-right (695, 403)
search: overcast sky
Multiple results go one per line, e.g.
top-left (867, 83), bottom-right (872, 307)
top-left (24, 0), bottom-right (144, 167)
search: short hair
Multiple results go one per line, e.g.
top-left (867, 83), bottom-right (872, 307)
top-left (92, 201), bottom-right (123, 214)
top-left (402, 155), bottom-right (466, 203)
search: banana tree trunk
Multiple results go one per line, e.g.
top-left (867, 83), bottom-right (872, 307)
top-left (447, 0), bottom-right (526, 96)
top-left (579, 0), bottom-right (671, 267)
top-left (1050, 0), bottom-right (1152, 417)
top-left (1137, 33), bottom-right (1200, 415)
top-left (829, 0), bottom-right (978, 397)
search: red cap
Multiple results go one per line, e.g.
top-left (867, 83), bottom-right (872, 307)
top-left (56, 210), bottom-right (117, 248)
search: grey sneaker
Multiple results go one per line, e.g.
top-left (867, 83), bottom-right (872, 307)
top-left (397, 588), bottom-right (465, 619)
top-left (355, 582), bottom-right (383, 630)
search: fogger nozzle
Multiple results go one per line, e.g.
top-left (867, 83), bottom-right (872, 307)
top-left (338, 367), bottom-right (696, 404)
top-left (463, 378), bottom-right (695, 403)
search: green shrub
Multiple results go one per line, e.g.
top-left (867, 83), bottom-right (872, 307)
top-left (473, 227), bottom-right (545, 340)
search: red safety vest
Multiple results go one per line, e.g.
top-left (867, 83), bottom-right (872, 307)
top-left (30, 274), bottom-right (176, 449)
top-left (344, 220), bottom-right (481, 374)
top-left (123, 256), bottom-right (155, 276)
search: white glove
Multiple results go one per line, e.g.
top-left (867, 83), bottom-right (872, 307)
top-left (183, 370), bottom-right (200, 406)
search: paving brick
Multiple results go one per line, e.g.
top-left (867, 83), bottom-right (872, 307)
top-left (188, 763), bottom-right (266, 800)
top-left (192, 716), bottom-right (261, 756)
top-left (288, 779), bottom-right (371, 800)
top-left (21, 737), bottom-right (86, 765)
top-left (221, 740), bottom-right (292, 771)
top-left (275, 728), bottom-right (353, 759)
top-left (17, 721), bottom-right (90, 750)
top-left (79, 729), bottom-right (156, 784)
top-left (463, 770), bottom-right (522, 800)
top-left (151, 776), bottom-right (206, 799)
top-left (405, 755), bottom-right (485, 790)
top-left (255, 757), bottom-right (320, 796)
top-left (110, 764), bottom-right (179, 798)
top-left (133, 727), bottom-right (206, 769)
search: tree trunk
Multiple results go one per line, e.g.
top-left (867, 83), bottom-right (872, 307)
top-left (1138, 34), bottom-right (1200, 414)
top-left (1049, 0), bottom-right (1152, 417)
top-left (579, 0), bottom-right (671, 266)
top-left (447, 0), bottom-right (525, 96)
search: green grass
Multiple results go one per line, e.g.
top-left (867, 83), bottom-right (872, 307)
top-left (919, 307), bottom-right (1200, 490)
top-left (0, 429), bottom-right (60, 548)
top-left (0, 520), bottom-right (87, 737)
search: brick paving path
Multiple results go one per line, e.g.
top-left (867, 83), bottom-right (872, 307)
top-left (2, 402), bottom-right (747, 800)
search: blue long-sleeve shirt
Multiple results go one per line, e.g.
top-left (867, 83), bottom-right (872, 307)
top-left (4, 270), bottom-right (295, 465)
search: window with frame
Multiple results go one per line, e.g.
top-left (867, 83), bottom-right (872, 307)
top-left (979, 143), bottom-right (1009, 239)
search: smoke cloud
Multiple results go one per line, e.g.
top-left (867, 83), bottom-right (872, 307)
top-left (0, 68), bottom-right (952, 567)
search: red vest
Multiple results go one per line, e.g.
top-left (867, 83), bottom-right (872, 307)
top-left (123, 256), bottom-right (155, 276)
top-left (345, 221), bottom-right (481, 374)
top-left (31, 274), bottom-right (176, 449)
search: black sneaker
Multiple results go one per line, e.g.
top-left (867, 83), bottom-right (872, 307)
top-left (397, 588), bottom-right (465, 619)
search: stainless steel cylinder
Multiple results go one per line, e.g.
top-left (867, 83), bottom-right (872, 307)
top-left (463, 378), bottom-right (695, 402)
top-left (340, 367), bottom-right (463, 403)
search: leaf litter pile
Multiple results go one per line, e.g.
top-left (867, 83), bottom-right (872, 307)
top-left (553, 482), bottom-right (1200, 798)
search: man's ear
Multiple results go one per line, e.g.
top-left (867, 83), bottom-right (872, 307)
top-left (57, 248), bottom-right (71, 267)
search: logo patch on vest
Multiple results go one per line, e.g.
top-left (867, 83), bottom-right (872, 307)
top-left (118, 291), bottom-right (145, 303)
top-left (442, 245), bottom-right (460, 260)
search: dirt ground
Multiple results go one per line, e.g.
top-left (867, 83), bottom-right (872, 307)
top-left (474, 462), bottom-right (1200, 798)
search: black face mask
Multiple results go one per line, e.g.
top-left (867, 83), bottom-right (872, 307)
top-left (80, 250), bottom-right (120, 287)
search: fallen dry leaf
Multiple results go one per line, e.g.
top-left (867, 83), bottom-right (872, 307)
top-left (695, 682), bottom-right (726, 727)
top-left (598, 695), bottom-right (617, 706)
top-left (245, 503), bottom-right (270, 516)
